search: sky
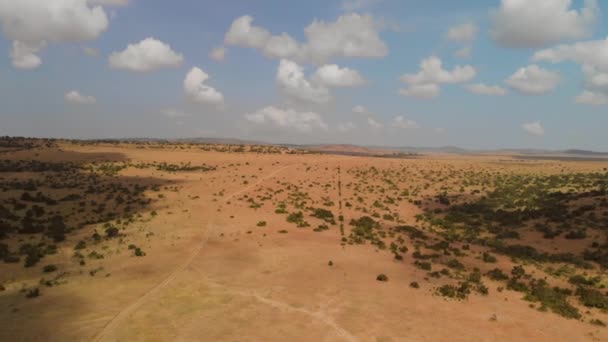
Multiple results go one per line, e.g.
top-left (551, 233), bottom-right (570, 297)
top-left (0, 0), bottom-right (607, 150)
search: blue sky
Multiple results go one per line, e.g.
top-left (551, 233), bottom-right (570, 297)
top-left (0, 0), bottom-right (607, 150)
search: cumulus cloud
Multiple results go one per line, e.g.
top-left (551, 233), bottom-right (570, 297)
top-left (109, 38), bottom-right (184, 72)
top-left (300, 13), bottom-right (387, 63)
top-left (533, 38), bottom-right (608, 72)
top-left (88, 0), bottom-right (129, 6)
top-left (264, 33), bottom-right (300, 59)
top-left (0, 0), bottom-right (109, 69)
top-left (534, 38), bottom-right (608, 105)
top-left (575, 90), bottom-right (608, 105)
top-left (522, 121), bottom-right (545, 136)
top-left (399, 56), bottom-right (475, 99)
top-left (209, 46), bottom-right (226, 61)
top-left (183, 67), bottom-right (224, 106)
top-left (337, 122), bottom-right (357, 132)
top-left (491, 0), bottom-right (599, 48)
top-left (401, 57), bottom-right (476, 85)
top-left (367, 117), bottom-right (383, 129)
top-left (313, 64), bottom-right (365, 87)
top-left (225, 16), bottom-right (271, 49)
top-left (223, 13), bottom-right (387, 64)
top-left (276, 59), bottom-right (331, 104)
top-left (465, 83), bottom-right (507, 96)
top-left (399, 84), bottom-right (440, 99)
top-left (162, 108), bottom-right (192, 118)
top-left (244, 106), bottom-right (328, 132)
top-left (10, 41), bottom-right (43, 69)
top-left (506, 65), bottom-right (560, 95)
top-left (446, 23), bottom-right (477, 43)
top-left (353, 105), bottom-right (372, 115)
top-left (65, 90), bottom-right (96, 104)
top-left (392, 116), bottom-right (419, 129)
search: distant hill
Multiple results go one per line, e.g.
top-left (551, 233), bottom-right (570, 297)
top-left (562, 149), bottom-right (608, 156)
top-left (8, 135), bottom-right (607, 157)
top-left (306, 144), bottom-right (382, 154)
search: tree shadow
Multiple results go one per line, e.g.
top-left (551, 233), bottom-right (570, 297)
top-left (0, 146), bottom-right (181, 340)
top-left (416, 172), bottom-right (608, 267)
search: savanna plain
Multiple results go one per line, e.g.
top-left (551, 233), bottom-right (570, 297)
top-left (1, 137), bottom-right (608, 342)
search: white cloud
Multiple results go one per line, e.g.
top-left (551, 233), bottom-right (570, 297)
top-left (506, 65), bottom-right (560, 95)
top-left (583, 66), bottom-right (608, 88)
top-left (533, 39), bottom-right (608, 105)
top-left (224, 16), bottom-right (300, 59)
top-left (276, 59), bottom-right (331, 104)
top-left (225, 15), bottom-right (272, 49)
top-left (162, 108), bottom-right (192, 118)
top-left (88, 0), bottom-right (129, 6)
top-left (209, 46), bottom-right (226, 61)
top-left (245, 106), bottom-right (328, 132)
top-left (10, 41), bottom-right (43, 69)
top-left (313, 64), bottom-right (365, 87)
top-left (491, 0), bottom-right (599, 48)
top-left (183, 67), bottom-right (224, 106)
top-left (392, 116), bottom-right (419, 129)
top-left (0, 0), bottom-right (109, 69)
top-left (353, 105), bottom-right (372, 115)
top-left (465, 83), bottom-right (507, 96)
top-left (337, 122), bottom-right (356, 132)
top-left (399, 83), bottom-right (441, 99)
top-left (65, 90), bottom-right (96, 104)
top-left (223, 14), bottom-right (387, 64)
top-left (575, 90), bottom-right (608, 105)
top-left (83, 47), bottom-right (100, 57)
top-left (367, 117), bottom-right (383, 129)
top-left (301, 13), bottom-right (387, 63)
top-left (455, 47), bottom-right (472, 59)
top-left (109, 38), bottom-right (183, 72)
top-left (533, 38), bottom-right (608, 73)
top-left (263, 33), bottom-right (300, 59)
top-left (401, 56), bottom-right (476, 85)
top-left (446, 23), bottom-right (477, 43)
top-left (522, 121), bottom-right (545, 136)
top-left (399, 56), bottom-right (475, 99)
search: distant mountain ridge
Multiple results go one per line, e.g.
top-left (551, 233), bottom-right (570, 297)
top-left (9, 135), bottom-right (607, 156)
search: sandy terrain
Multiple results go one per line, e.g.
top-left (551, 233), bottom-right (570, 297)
top-left (0, 140), bottom-right (607, 341)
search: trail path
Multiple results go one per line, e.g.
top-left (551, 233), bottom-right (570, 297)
top-left (93, 164), bottom-right (293, 341)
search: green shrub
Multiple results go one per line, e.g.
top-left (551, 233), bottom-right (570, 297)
top-left (24, 251), bottom-right (41, 268)
top-left (482, 252), bottom-right (497, 263)
top-left (376, 274), bottom-right (388, 282)
top-left (42, 264), bottom-right (57, 273)
top-left (105, 226), bottom-right (119, 238)
top-left (569, 275), bottom-right (600, 287)
top-left (74, 240), bottom-right (86, 250)
top-left (446, 258), bottom-right (464, 270)
top-left (576, 287), bottom-right (608, 309)
top-left (437, 282), bottom-right (470, 300)
top-left (487, 268), bottom-right (509, 281)
top-left (415, 260), bottom-right (432, 270)
top-left (26, 288), bottom-right (40, 298)
top-left (525, 280), bottom-right (580, 319)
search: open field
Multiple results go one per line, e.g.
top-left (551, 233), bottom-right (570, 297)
top-left (1, 138), bottom-right (608, 341)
